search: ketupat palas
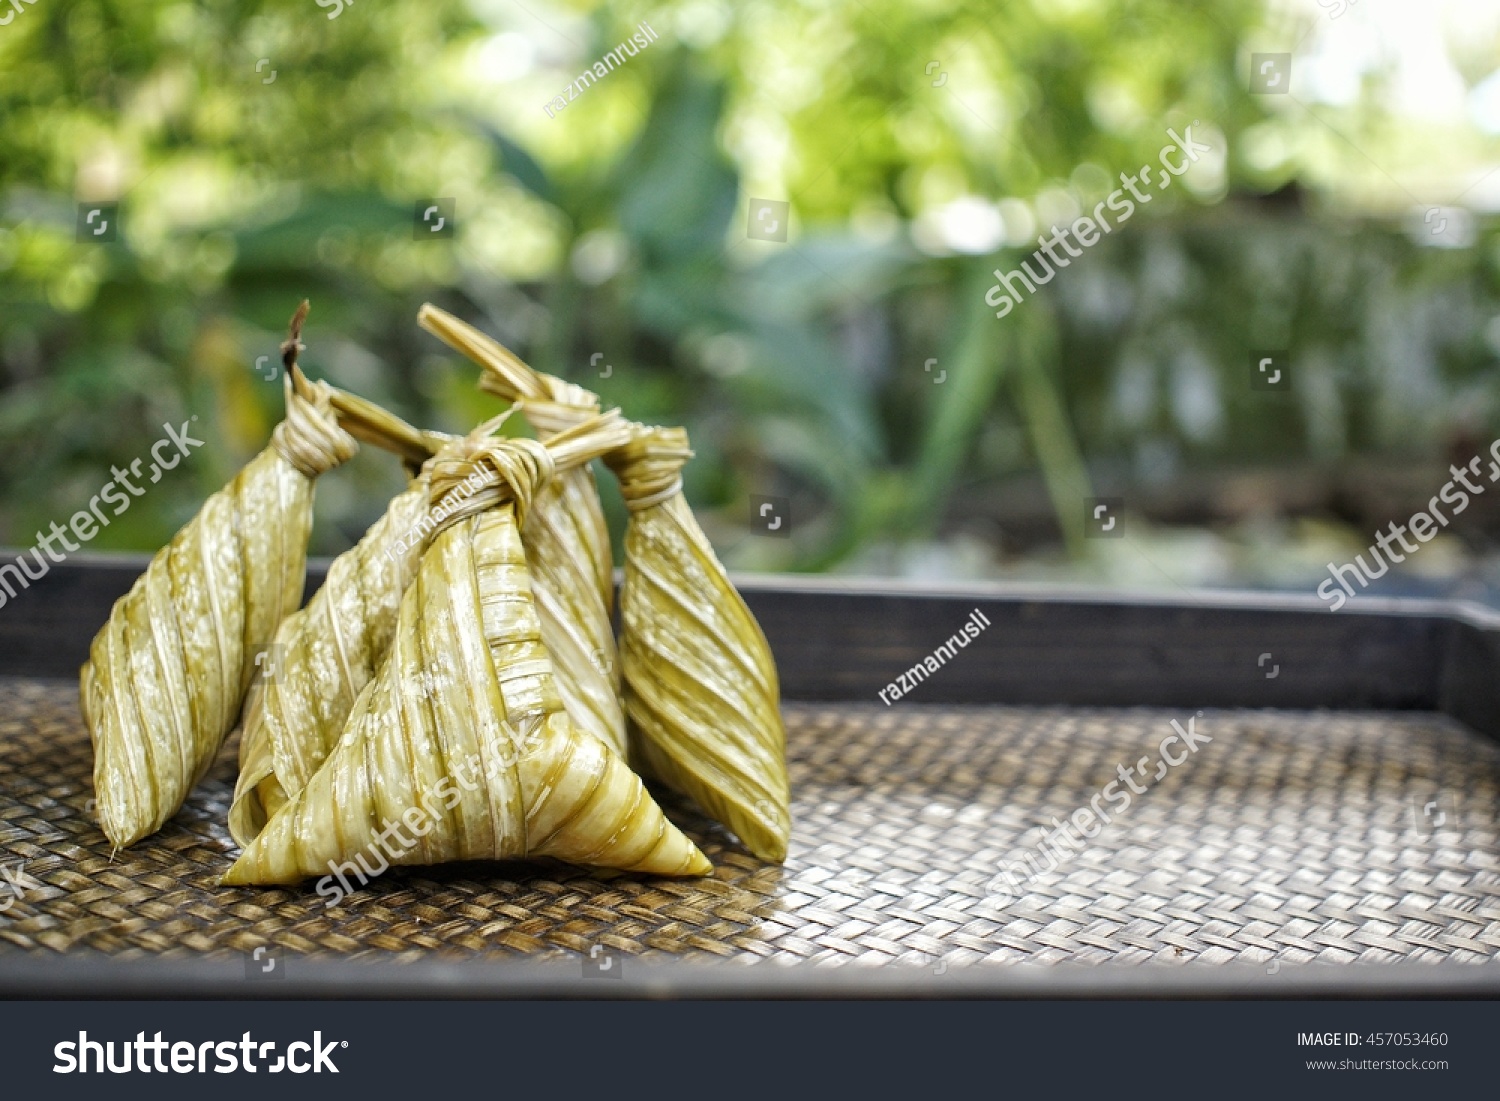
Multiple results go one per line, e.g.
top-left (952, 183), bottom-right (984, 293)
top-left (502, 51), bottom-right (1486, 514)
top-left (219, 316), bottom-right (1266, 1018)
top-left (222, 429), bottom-right (710, 886)
top-left (81, 308), bottom-right (359, 848)
top-left (228, 394), bottom-right (491, 847)
top-left (226, 468), bottom-right (427, 845)
top-left (416, 304), bottom-right (626, 759)
top-left (414, 312), bottom-right (789, 862)
top-left (605, 425), bottom-right (791, 863)
top-left (227, 409), bottom-right (631, 847)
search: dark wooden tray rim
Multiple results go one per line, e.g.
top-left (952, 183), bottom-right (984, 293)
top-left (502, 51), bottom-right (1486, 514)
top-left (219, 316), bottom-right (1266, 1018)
top-left (2, 553), bottom-right (1498, 999)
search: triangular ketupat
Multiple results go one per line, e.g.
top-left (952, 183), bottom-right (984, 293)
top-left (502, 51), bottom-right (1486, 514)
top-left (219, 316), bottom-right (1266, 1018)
top-left (223, 430), bottom-right (710, 886)
top-left (81, 305), bottom-right (361, 848)
top-left (228, 405), bottom-right (495, 847)
top-left (411, 315), bottom-right (790, 862)
top-left (227, 464), bottom-right (432, 846)
top-left (417, 304), bottom-right (626, 759)
top-left (227, 410), bottom-right (629, 847)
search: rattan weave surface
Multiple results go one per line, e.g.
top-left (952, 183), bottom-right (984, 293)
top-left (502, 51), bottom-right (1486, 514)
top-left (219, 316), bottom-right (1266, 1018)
top-left (2, 677), bottom-right (1498, 967)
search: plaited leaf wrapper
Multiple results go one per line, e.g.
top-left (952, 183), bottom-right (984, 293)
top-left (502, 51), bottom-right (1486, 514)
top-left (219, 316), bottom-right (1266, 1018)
top-left (81, 362), bottom-right (359, 848)
top-left (228, 411), bottom-right (628, 846)
top-left (417, 304), bottom-right (625, 758)
top-left (222, 432), bottom-right (709, 886)
top-left (229, 398), bottom-right (492, 847)
top-left (606, 426), bottom-right (791, 863)
top-left (415, 309), bottom-right (789, 862)
top-left (227, 471), bottom-right (431, 846)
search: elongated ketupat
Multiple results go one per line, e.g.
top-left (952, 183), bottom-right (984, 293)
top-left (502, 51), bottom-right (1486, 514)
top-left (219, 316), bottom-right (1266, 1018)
top-left (605, 425), bottom-right (791, 863)
top-left (222, 427), bottom-right (711, 886)
top-left (81, 305), bottom-right (360, 848)
top-left (416, 304), bottom-right (626, 759)
top-left (413, 311), bottom-right (789, 863)
top-left (227, 409), bottom-right (630, 847)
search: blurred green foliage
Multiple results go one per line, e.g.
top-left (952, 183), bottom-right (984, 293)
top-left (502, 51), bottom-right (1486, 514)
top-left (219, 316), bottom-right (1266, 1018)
top-left (2, 0), bottom-right (1499, 579)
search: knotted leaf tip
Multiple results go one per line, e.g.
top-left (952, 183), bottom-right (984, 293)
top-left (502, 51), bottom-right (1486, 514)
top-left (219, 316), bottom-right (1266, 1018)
top-left (605, 423), bottom-right (693, 511)
top-left (427, 435), bottom-right (556, 536)
top-left (270, 300), bottom-right (360, 478)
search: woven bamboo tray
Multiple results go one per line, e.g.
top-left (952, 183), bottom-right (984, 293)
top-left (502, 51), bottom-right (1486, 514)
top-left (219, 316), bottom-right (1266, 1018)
top-left (2, 558), bottom-right (1499, 996)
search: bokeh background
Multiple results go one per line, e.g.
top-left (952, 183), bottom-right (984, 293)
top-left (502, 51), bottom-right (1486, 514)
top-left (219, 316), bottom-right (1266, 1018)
top-left (4, 0), bottom-right (1500, 600)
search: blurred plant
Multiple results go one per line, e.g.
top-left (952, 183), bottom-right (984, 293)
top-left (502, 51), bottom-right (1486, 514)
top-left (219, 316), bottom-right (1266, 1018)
top-left (2, 0), bottom-right (1499, 577)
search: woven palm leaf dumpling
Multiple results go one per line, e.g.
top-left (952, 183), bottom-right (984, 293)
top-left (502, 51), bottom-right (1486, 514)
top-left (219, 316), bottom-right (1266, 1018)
top-left (223, 426), bottom-right (711, 886)
top-left (417, 304), bottom-right (626, 761)
top-left (413, 306), bottom-right (790, 864)
top-left (605, 424), bottom-right (791, 863)
top-left (80, 304), bottom-right (362, 849)
top-left (228, 410), bottom-right (633, 847)
top-left (228, 408), bottom-right (501, 847)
